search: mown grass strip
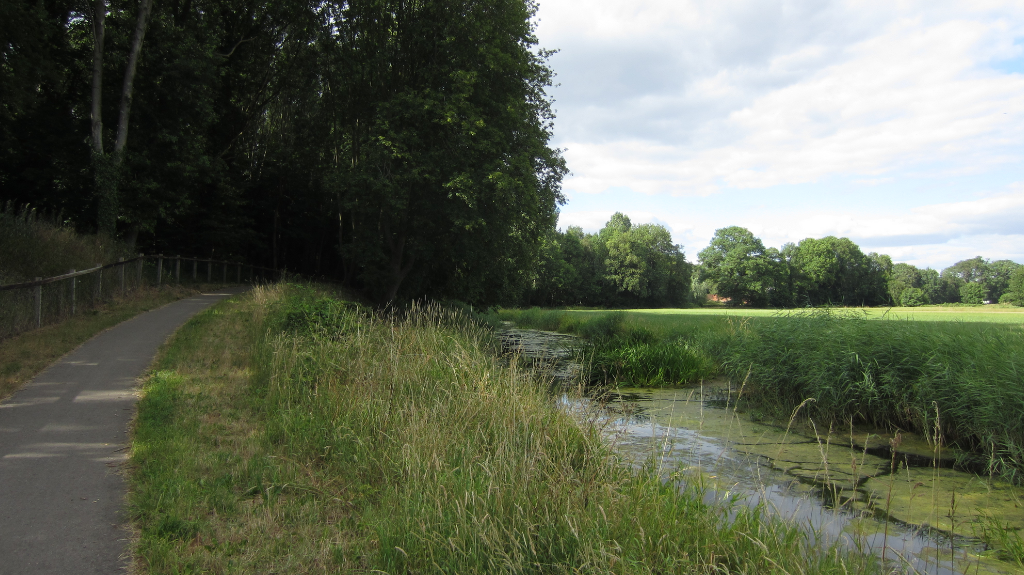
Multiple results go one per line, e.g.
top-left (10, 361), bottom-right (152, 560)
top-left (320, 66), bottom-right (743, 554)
top-left (0, 285), bottom-right (206, 402)
top-left (129, 283), bottom-right (880, 573)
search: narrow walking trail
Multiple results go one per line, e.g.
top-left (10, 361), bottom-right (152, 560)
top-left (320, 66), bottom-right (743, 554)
top-left (0, 288), bottom-right (247, 575)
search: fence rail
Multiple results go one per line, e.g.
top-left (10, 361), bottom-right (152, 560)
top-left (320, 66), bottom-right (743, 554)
top-left (0, 255), bottom-right (278, 341)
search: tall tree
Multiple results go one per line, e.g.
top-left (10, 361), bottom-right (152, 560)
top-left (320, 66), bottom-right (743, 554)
top-left (697, 226), bottom-right (775, 306)
top-left (89, 0), bottom-right (156, 238)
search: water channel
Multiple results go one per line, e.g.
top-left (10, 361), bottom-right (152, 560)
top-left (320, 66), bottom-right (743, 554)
top-left (499, 326), bottom-right (1024, 575)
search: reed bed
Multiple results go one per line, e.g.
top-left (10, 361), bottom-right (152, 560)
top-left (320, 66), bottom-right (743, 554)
top-left (725, 308), bottom-right (1024, 481)
top-left (492, 307), bottom-right (1024, 482)
top-left (129, 284), bottom-right (878, 573)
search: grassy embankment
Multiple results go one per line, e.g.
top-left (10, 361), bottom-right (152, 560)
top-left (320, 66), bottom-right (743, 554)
top-left (491, 307), bottom-right (1024, 482)
top-left (128, 283), bottom-right (880, 573)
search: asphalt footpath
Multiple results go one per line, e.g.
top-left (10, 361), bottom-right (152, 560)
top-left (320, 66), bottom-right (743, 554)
top-left (0, 287), bottom-right (248, 574)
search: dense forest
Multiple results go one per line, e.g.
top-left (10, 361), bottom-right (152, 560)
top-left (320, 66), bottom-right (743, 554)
top-left (1, 0), bottom-right (566, 304)
top-left (2, 0), bottom-right (1022, 307)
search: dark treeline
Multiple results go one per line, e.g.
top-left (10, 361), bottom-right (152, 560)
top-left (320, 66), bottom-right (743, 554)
top-left (1, 0), bottom-right (565, 304)
top-left (4, 0), bottom-right (1021, 308)
top-left (530, 216), bottom-right (1024, 308)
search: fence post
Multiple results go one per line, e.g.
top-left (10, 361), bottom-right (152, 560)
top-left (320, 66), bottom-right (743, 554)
top-left (156, 255), bottom-right (163, 286)
top-left (34, 278), bottom-right (42, 328)
top-left (96, 267), bottom-right (102, 302)
top-left (192, 259), bottom-right (197, 281)
top-left (207, 260), bottom-right (212, 282)
top-left (71, 270), bottom-right (76, 316)
top-left (119, 258), bottom-right (125, 297)
top-left (175, 256), bottom-right (181, 285)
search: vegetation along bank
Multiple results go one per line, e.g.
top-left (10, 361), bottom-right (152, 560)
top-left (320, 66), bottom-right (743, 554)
top-left (491, 307), bottom-right (1024, 482)
top-left (128, 283), bottom-right (881, 573)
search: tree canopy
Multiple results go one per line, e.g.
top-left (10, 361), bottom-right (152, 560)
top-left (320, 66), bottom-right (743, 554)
top-left (1, 0), bottom-right (565, 305)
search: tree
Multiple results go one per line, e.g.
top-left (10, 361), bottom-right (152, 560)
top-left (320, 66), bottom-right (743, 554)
top-left (960, 282), bottom-right (987, 305)
top-left (900, 287), bottom-right (927, 307)
top-left (697, 226), bottom-right (773, 306)
top-left (330, 0), bottom-right (566, 304)
top-left (888, 262), bottom-right (923, 306)
top-left (920, 268), bottom-right (958, 304)
top-left (987, 260), bottom-right (1021, 301)
top-left (788, 236), bottom-right (887, 306)
top-left (89, 0), bottom-right (157, 237)
top-left (1006, 267), bottom-right (1024, 306)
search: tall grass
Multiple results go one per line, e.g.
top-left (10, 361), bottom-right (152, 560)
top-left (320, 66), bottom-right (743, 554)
top-left (0, 203), bottom-right (129, 284)
top-left (725, 308), bottom-right (1024, 481)
top-left (129, 285), bottom-right (880, 573)
top-left (493, 307), bottom-right (1024, 481)
top-left (489, 308), bottom-right (733, 386)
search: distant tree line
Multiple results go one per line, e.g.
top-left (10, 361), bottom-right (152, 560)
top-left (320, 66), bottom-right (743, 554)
top-left (529, 213), bottom-right (691, 307)
top-left (1, 0), bottom-right (565, 304)
top-left (531, 218), bottom-right (1024, 308)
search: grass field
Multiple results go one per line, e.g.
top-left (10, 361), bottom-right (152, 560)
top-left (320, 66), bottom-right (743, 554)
top-left (602, 304), bottom-right (1024, 324)
top-left (128, 283), bottom-right (880, 573)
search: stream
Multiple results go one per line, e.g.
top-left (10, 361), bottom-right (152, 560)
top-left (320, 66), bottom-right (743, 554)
top-left (500, 326), bottom-right (1024, 575)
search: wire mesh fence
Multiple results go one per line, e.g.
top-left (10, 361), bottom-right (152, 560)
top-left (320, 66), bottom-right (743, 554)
top-left (0, 255), bottom-right (277, 341)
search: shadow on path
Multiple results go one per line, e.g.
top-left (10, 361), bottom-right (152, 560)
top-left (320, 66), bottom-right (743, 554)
top-left (0, 288), bottom-right (248, 574)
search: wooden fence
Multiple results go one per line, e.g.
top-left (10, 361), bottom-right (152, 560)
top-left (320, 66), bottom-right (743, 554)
top-left (0, 255), bottom-right (278, 341)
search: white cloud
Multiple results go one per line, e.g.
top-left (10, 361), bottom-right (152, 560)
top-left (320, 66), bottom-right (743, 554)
top-left (538, 0), bottom-right (1024, 196)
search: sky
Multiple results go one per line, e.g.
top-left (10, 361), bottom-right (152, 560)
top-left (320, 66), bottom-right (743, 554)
top-left (532, 0), bottom-right (1024, 270)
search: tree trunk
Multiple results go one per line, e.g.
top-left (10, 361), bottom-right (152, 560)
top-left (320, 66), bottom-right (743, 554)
top-left (114, 0), bottom-right (154, 156)
top-left (92, 0), bottom-right (156, 237)
top-left (90, 0), bottom-right (105, 156)
top-left (383, 225), bottom-right (415, 304)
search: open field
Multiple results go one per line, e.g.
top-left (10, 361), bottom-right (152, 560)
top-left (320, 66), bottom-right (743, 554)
top-left (592, 304), bottom-right (1024, 324)
top-left (128, 283), bottom-right (878, 573)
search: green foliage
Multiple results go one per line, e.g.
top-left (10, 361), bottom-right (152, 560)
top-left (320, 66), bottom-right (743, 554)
top-left (787, 236), bottom-right (889, 306)
top-left (596, 339), bottom-right (716, 387)
top-left (899, 287), bottom-right (927, 307)
top-left (530, 214), bottom-right (691, 307)
top-left (1008, 267), bottom-right (1024, 306)
top-left (959, 282), bottom-right (987, 304)
top-left (3, 0), bottom-right (565, 306)
top-left (697, 226), bottom-right (776, 306)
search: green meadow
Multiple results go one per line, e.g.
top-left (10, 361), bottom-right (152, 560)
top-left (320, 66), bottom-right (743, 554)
top-left (606, 304), bottom-right (1024, 324)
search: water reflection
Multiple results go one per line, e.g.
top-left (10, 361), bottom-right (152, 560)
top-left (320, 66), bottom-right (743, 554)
top-left (500, 327), bottom-right (1024, 575)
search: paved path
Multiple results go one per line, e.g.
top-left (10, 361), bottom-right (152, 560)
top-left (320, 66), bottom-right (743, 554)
top-left (0, 288), bottom-right (247, 574)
